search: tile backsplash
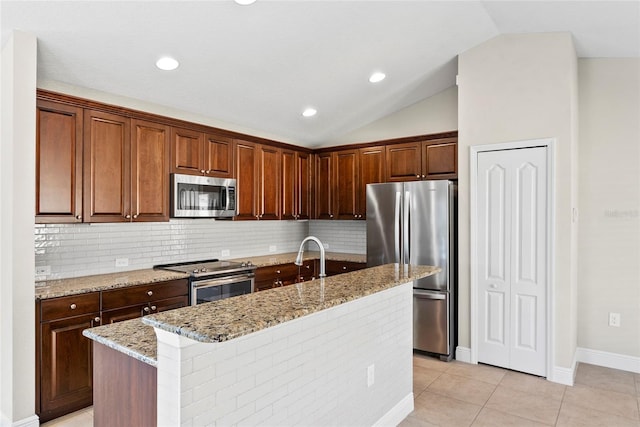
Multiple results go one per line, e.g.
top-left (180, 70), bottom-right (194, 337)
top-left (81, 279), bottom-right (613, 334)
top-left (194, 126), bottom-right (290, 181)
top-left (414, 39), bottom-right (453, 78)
top-left (35, 219), bottom-right (366, 280)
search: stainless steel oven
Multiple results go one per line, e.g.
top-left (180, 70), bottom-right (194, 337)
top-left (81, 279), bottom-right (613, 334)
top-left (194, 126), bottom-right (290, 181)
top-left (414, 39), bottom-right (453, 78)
top-left (154, 259), bottom-right (256, 306)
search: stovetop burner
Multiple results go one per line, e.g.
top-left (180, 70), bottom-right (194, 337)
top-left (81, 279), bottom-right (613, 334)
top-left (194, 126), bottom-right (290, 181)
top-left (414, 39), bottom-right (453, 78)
top-left (154, 258), bottom-right (256, 278)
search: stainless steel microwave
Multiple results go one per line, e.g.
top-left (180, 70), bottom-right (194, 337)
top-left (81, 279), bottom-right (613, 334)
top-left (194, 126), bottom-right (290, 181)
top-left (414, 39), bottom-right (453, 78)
top-left (171, 174), bottom-right (236, 218)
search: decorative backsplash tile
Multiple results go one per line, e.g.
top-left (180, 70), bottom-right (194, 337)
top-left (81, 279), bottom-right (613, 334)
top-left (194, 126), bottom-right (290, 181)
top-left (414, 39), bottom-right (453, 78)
top-left (35, 219), bottom-right (366, 280)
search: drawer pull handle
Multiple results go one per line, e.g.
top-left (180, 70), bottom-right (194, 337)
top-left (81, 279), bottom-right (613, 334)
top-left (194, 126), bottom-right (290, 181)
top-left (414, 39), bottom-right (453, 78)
top-left (147, 290), bottom-right (153, 296)
top-left (276, 270), bottom-right (281, 274)
top-left (94, 317), bottom-right (101, 323)
top-left (70, 303), bottom-right (77, 310)
top-left (151, 305), bottom-right (157, 311)
top-left (143, 307), bottom-right (150, 313)
top-left (342, 266), bottom-right (347, 270)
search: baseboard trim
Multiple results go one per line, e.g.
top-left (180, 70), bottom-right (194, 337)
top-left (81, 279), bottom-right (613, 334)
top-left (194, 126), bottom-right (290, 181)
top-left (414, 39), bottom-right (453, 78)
top-left (9, 414), bottom-right (39, 427)
top-left (455, 346), bottom-right (472, 363)
top-left (373, 393), bottom-right (414, 427)
top-left (576, 347), bottom-right (640, 374)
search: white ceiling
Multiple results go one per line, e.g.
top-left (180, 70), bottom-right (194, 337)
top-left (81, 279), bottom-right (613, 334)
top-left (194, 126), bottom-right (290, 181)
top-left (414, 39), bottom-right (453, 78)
top-left (2, 1), bottom-right (639, 148)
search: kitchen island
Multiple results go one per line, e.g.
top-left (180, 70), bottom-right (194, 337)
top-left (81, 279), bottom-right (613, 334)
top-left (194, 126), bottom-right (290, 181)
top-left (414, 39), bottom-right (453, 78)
top-left (84, 263), bottom-right (439, 426)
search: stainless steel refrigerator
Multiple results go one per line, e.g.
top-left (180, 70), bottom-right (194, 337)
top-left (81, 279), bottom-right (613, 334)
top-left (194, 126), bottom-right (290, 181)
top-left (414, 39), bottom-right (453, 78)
top-left (366, 180), bottom-right (457, 361)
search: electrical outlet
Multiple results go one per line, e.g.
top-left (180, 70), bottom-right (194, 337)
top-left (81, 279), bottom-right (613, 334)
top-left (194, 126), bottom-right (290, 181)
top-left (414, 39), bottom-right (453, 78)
top-left (221, 249), bottom-right (230, 257)
top-left (609, 312), bottom-right (621, 327)
top-left (36, 265), bottom-right (51, 276)
top-left (367, 364), bottom-right (375, 387)
top-left (269, 245), bottom-right (277, 253)
top-left (115, 258), bottom-right (129, 267)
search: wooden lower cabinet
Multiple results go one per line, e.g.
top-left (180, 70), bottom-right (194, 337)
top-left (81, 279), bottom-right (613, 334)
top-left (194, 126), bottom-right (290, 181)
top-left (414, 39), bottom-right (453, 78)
top-left (93, 343), bottom-right (157, 427)
top-left (326, 260), bottom-right (367, 276)
top-left (36, 279), bottom-right (188, 422)
top-left (255, 260), bottom-right (316, 291)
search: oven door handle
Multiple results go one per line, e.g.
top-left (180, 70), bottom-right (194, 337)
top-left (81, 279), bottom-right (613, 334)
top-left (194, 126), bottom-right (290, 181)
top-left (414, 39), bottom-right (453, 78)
top-left (192, 274), bottom-right (254, 288)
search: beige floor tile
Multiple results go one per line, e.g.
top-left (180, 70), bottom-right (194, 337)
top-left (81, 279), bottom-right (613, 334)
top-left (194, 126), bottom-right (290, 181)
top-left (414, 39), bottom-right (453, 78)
top-left (563, 383), bottom-right (640, 421)
top-left (41, 409), bottom-right (93, 427)
top-left (445, 361), bottom-right (507, 385)
top-left (576, 363), bottom-right (638, 396)
top-left (413, 390), bottom-right (482, 427)
top-left (413, 353), bottom-right (451, 372)
top-left (398, 414), bottom-right (439, 427)
top-left (485, 384), bottom-right (562, 425)
top-left (427, 372), bottom-right (497, 406)
top-left (471, 407), bottom-right (552, 427)
top-left (556, 401), bottom-right (640, 427)
top-left (499, 370), bottom-right (566, 400)
top-left (413, 365), bottom-right (442, 395)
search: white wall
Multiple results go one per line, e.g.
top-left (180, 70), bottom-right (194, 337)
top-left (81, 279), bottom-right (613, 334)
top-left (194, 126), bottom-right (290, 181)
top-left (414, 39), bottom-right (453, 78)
top-left (155, 282), bottom-right (413, 426)
top-left (577, 59), bottom-right (640, 358)
top-left (1, 31), bottom-right (37, 425)
top-left (326, 86), bottom-right (458, 146)
top-left (458, 33), bottom-right (579, 372)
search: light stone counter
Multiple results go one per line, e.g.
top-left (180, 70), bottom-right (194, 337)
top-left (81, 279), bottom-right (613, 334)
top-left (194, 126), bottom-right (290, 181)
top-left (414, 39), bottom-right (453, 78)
top-left (83, 318), bottom-right (157, 366)
top-left (142, 264), bottom-right (437, 343)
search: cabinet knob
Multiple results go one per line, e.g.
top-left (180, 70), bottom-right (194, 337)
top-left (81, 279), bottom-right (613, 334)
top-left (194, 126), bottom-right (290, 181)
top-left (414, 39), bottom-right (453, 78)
top-left (133, 214), bottom-right (138, 219)
top-left (329, 214), bottom-right (334, 218)
top-left (76, 215), bottom-right (82, 220)
top-left (342, 266), bottom-right (347, 270)
top-left (306, 265), bottom-right (310, 269)
top-left (416, 174), bottom-right (420, 178)
top-left (151, 305), bottom-right (157, 311)
top-left (143, 306), bottom-right (150, 313)
top-left (70, 303), bottom-right (77, 310)
top-left (422, 175), bottom-right (426, 178)
top-left (276, 270), bottom-right (281, 274)
top-left (205, 170), bottom-right (211, 174)
top-left (147, 290), bottom-right (153, 296)
top-left (125, 214), bottom-right (131, 219)
top-left (200, 170), bottom-right (206, 174)
top-left (94, 317), bottom-right (101, 323)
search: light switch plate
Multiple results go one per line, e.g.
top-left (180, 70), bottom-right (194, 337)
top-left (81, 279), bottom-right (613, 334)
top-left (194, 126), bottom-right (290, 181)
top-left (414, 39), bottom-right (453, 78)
top-left (221, 249), bottom-right (230, 257)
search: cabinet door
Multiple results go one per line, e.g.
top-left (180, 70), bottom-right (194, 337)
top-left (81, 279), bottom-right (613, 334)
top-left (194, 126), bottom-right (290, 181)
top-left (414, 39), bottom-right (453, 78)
top-left (234, 140), bottom-right (258, 220)
top-left (151, 295), bottom-right (189, 313)
top-left (131, 120), bottom-right (170, 222)
top-left (36, 100), bottom-right (84, 223)
top-left (281, 150), bottom-right (296, 220)
top-left (84, 110), bottom-right (130, 223)
top-left (258, 144), bottom-right (281, 220)
top-left (386, 142), bottom-right (421, 182)
top-left (171, 127), bottom-right (204, 175)
top-left (358, 146), bottom-right (385, 218)
top-left (315, 152), bottom-right (334, 219)
top-left (423, 140), bottom-right (457, 179)
top-left (205, 134), bottom-right (234, 178)
top-left (334, 150), bottom-right (359, 220)
top-left (296, 151), bottom-right (311, 220)
top-left (40, 314), bottom-right (98, 420)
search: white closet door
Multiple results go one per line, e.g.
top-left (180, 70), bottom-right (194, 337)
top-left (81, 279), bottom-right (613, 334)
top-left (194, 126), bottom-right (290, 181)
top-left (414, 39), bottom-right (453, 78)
top-left (477, 147), bottom-right (547, 376)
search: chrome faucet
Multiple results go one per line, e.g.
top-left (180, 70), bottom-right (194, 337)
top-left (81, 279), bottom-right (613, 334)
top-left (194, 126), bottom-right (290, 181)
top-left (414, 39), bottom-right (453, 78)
top-left (294, 236), bottom-right (326, 278)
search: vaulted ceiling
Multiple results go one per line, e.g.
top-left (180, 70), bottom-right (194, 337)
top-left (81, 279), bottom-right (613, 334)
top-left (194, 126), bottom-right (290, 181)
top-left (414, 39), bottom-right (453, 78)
top-left (2, 1), bottom-right (639, 147)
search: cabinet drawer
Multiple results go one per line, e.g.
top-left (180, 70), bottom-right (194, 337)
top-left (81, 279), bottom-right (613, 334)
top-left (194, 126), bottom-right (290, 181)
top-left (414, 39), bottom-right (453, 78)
top-left (41, 293), bottom-right (100, 322)
top-left (326, 260), bottom-right (366, 276)
top-left (101, 279), bottom-right (188, 311)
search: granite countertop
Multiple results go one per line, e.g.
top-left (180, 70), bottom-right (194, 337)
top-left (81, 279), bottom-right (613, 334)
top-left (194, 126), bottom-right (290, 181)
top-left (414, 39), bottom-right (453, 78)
top-left (142, 264), bottom-right (438, 343)
top-left (35, 269), bottom-right (190, 300)
top-left (84, 263), bottom-right (438, 366)
top-left (83, 318), bottom-right (158, 366)
top-left (35, 252), bottom-right (366, 300)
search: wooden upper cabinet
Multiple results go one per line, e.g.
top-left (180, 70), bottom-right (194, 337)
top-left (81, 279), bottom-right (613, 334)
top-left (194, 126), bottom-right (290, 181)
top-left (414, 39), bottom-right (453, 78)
top-left (386, 139), bottom-right (457, 181)
top-left (386, 142), bottom-right (422, 182)
top-left (296, 151), bottom-right (311, 220)
top-left (315, 152), bottom-right (334, 219)
top-left (282, 150), bottom-right (311, 220)
top-left (171, 127), bottom-right (204, 175)
top-left (205, 134), bottom-right (234, 178)
top-left (36, 100), bottom-right (84, 223)
top-left (83, 110), bottom-right (130, 223)
top-left (358, 146), bottom-right (385, 218)
top-left (131, 120), bottom-right (170, 222)
top-left (234, 140), bottom-right (258, 220)
top-left (257, 144), bottom-right (281, 220)
top-left (334, 150), bottom-right (358, 220)
top-left (423, 139), bottom-right (457, 179)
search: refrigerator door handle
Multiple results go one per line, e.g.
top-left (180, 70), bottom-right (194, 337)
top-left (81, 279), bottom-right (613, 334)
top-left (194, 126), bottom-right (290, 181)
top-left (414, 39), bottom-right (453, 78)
top-left (404, 190), bottom-right (410, 264)
top-left (413, 290), bottom-right (447, 300)
top-left (395, 191), bottom-right (402, 263)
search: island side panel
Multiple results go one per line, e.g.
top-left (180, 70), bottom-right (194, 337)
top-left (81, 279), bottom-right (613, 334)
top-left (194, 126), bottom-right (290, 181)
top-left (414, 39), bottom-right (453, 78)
top-left (154, 281), bottom-right (414, 426)
top-left (93, 342), bottom-right (157, 427)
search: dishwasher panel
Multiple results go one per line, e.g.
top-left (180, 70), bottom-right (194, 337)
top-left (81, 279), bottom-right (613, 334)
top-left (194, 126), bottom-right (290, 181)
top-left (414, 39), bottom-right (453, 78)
top-left (413, 289), bottom-right (449, 355)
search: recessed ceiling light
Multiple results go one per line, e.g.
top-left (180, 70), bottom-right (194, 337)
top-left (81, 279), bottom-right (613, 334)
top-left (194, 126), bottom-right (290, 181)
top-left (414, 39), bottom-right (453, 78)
top-left (234, 0), bottom-right (257, 5)
top-left (302, 108), bottom-right (317, 118)
top-left (369, 72), bottom-right (386, 83)
top-left (156, 57), bottom-right (179, 71)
